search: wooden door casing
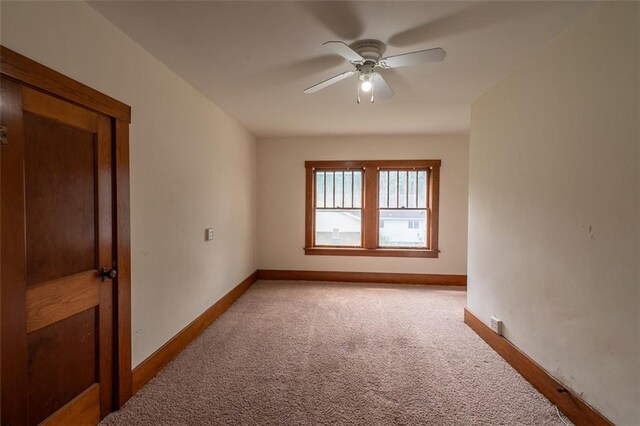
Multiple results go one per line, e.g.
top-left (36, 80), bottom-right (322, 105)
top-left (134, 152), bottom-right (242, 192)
top-left (1, 79), bottom-right (114, 425)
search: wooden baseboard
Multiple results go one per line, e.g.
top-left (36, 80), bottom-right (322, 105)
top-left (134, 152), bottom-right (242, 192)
top-left (464, 309), bottom-right (612, 426)
top-left (257, 269), bottom-right (466, 286)
top-left (131, 271), bottom-right (258, 394)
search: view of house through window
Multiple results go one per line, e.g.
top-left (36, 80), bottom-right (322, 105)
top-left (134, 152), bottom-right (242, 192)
top-left (315, 170), bottom-right (363, 246)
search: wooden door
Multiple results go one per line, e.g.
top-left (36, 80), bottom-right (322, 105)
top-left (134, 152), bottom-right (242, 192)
top-left (1, 78), bottom-right (115, 425)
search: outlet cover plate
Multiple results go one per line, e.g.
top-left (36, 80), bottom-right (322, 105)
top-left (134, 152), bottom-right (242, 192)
top-left (490, 316), bottom-right (503, 335)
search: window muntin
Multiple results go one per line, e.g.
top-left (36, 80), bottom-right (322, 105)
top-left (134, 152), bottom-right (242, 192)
top-left (314, 170), bottom-right (363, 247)
top-left (378, 170), bottom-right (428, 248)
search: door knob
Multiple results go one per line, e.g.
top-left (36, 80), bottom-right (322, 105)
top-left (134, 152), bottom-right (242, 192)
top-left (100, 267), bottom-right (117, 282)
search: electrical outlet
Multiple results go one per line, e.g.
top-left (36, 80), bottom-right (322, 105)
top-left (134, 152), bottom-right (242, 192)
top-left (205, 228), bottom-right (214, 241)
top-left (490, 316), bottom-right (503, 335)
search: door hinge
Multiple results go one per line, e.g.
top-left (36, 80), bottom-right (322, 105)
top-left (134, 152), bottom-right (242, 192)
top-left (0, 126), bottom-right (7, 146)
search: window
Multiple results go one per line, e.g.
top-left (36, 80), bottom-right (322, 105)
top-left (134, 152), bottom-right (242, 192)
top-left (305, 160), bottom-right (440, 258)
top-left (314, 170), bottom-right (363, 246)
top-left (379, 170), bottom-right (427, 248)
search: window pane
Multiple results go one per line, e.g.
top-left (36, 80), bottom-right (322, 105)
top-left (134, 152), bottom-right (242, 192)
top-left (417, 171), bottom-right (427, 208)
top-left (408, 171), bottom-right (417, 208)
top-left (344, 172), bottom-right (353, 208)
top-left (398, 171), bottom-right (408, 208)
top-left (325, 172), bottom-right (334, 208)
top-left (388, 171), bottom-right (398, 208)
top-left (379, 171), bottom-right (388, 208)
top-left (353, 171), bottom-right (362, 208)
top-left (379, 209), bottom-right (427, 248)
top-left (315, 209), bottom-right (361, 246)
top-left (335, 172), bottom-right (343, 208)
top-left (316, 172), bottom-right (325, 208)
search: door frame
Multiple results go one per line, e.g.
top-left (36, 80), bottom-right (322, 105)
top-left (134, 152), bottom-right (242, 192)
top-left (0, 45), bottom-right (133, 411)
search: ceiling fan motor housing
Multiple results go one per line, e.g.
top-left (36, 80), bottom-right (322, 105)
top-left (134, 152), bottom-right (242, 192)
top-left (349, 39), bottom-right (386, 62)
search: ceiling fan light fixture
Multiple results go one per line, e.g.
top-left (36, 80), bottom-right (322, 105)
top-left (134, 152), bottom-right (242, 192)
top-left (359, 73), bottom-right (373, 92)
top-left (357, 73), bottom-right (375, 104)
top-left (360, 79), bottom-right (372, 92)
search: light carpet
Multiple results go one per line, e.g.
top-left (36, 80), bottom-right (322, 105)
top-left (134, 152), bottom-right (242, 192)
top-left (102, 280), bottom-right (569, 425)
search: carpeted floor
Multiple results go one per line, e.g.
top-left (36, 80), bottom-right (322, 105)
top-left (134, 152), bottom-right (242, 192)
top-left (102, 280), bottom-right (569, 425)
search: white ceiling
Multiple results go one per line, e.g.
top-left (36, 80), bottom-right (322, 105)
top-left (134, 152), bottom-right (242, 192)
top-left (89, 1), bottom-right (596, 138)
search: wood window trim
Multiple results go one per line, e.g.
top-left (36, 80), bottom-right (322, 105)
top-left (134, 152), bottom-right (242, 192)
top-left (305, 160), bottom-right (440, 258)
top-left (0, 46), bottom-right (134, 409)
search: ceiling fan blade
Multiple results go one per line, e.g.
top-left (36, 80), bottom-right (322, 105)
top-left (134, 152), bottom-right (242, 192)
top-left (323, 41), bottom-right (364, 63)
top-left (379, 47), bottom-right (446, 69)
top-left (304, 70), bottom-right (356, 94)
top-left (388, 3), bottom-right (559, 48)
top-left (300, 2), bottom-right (364, 40)
top-left (373, 73), bottom-right (394, 100)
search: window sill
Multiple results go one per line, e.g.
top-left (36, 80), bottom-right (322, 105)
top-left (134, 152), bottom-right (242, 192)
top-left (304, 247), bottom-right (439, 258)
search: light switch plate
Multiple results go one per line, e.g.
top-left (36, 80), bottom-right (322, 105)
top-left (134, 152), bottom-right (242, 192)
top-left (205, 228), bottom-right (214, 241)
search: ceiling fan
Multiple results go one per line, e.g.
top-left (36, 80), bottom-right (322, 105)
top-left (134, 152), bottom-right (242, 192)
top-left (303, 39), bottom-right (446, 103)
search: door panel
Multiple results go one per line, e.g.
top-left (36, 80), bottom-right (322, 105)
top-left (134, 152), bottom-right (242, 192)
top-left (24, 111), bottom-right (97, 285)
top-left (1, 80), bottom-right (115, 425)
top-left (28, 308), bottom-right (98, 425)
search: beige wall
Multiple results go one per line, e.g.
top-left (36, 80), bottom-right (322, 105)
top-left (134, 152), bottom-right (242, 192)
top-left (258, 135), bottom-right (469, 275)
top-left (1, 1), bottom-right (258, 367)
top-left (468, 3), bottom-right (639, 424)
